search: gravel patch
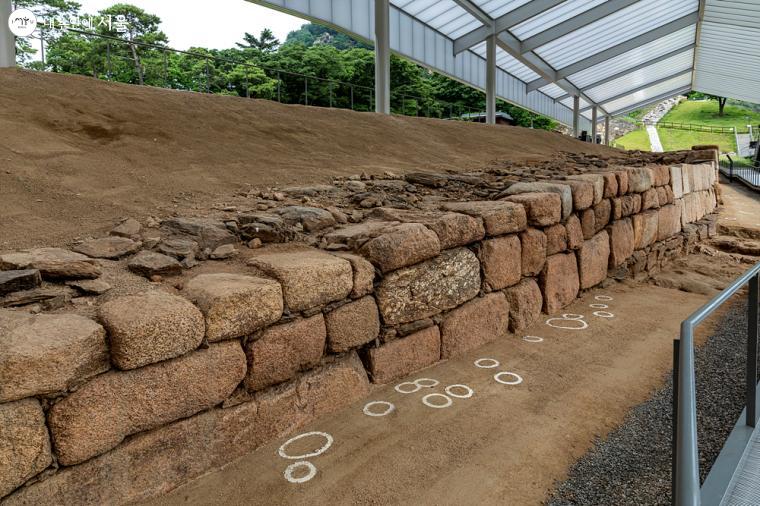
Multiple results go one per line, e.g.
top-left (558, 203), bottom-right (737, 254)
top-left (548, 299), bottom-right (750, 505)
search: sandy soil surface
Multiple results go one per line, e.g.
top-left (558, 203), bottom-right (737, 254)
top-left (141, 266), bottom-right (740, 506)
top-left (718, 183), bottom-right (760, 235)
top-left (0, 69), bottom-right (616, 249)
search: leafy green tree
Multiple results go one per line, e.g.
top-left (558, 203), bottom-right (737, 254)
top-left (236, 28), bottom-right (279, 54)
top-left (14, 0), bottom-right (81, 65)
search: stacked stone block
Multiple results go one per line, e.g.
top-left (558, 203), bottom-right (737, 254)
top-left (0, 162), bottom-right (720, 505)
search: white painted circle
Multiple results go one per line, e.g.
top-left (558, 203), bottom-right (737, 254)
top-left (494, 372), bottom-right (523, 385)
top-left (394, 382), bottom-right (420, 394)
top-left (474, 358), bottom-right (500, 368)
top-left (445, 384), bottom-right (474, 399)
top-left (278, 432), bottom-right (334, 460)
top-left (589, 303), bottom-right (609, 309)
top-left (545, 315), bottom-right (589, 330)
top-left (363, 401), bottom-right (395, 417)
top-left (422, 393), bottom-right (453, 409)
top-left (8, 9), bottom-right (37, 37)
top-left (414, 378), bottom-right (439, 388)
top-left (284, 461), bottom-right (317, 484)
top-left (593, 311), bottom-right (615, 318)
top-left (523, 335), bottom-right (544, 343)
top-left (595, 295), bottom-right (613, 301)
top-left (562, 313), bottom-right (585, 320)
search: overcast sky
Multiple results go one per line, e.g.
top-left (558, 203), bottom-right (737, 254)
top-left (75, 0), bottom-right (306, 50)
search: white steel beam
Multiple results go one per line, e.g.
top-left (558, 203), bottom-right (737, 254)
top-left (520, 0), bottom-right (641, 54)
top-left (486, 34), bottom-right (496, 125)
top-left (607, 86), bottom-right (691, 117)
top-left (526, 12), bottom-right (699, 92)
top-left (581, 69), bottom-right (693, 112)
top-left (374, 0), bottom-right (390, 114)
top-left (573, 96), bottom-right (580, 138)
top-left (0, 0), bottom-right (15, 68)
top-left (604, 115), bottom-right (610, 145)
top-left (591, 106), bottom-right (598, 143)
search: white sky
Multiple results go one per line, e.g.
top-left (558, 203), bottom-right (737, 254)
top-left (74, 0), bottom-right (306, 50)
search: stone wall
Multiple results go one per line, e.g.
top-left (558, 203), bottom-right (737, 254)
top-left (0, 161), bottom-right (719, 505)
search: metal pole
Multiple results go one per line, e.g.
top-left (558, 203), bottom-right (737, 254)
top-left (0, 0), bottom-right (15, 67)
top-left (374, 0), bottom-right (390, 114)
top-left (591, 106), bottom-right (598, 143)
top-left (675, 320), bottom-right (701, 506)
top-left (163, 50), bottom-right (168, 87)
top-left (277, 72), bottom-right (281, 102)
top-left (573, 96), bottom-right (580, 138)
top-left (39, 25), bottom-right (45, 67)
top-left (672, 339), bottom-right (681, 506)
top-left (486, 34), bottom-right (496, 125)
top-left (205, 58), bottom-right (210, 93)
top-left (329, 81), bottom-right (333, 107)
top-left (748, 274), bottom-right (759, 427)
top-left (304, 77), bottom-right (308, 105)
top-left (350, 85), bottom-right (354, 110)
top-left (106, 42), bottom-right (112, 80)
top-left (605, 115), bottom-right (611, 146)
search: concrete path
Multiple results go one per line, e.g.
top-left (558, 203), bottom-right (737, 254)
top-left (736, 133), bottom-right (753, 157)
top-left (144, 283), bottom-right (716, 506)
top-left (647, 124), bottom-right (664, 152)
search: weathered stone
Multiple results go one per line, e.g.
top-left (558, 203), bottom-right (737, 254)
top-left (440, 293), bottom-right (509, 359)
top-left (99, 291), bottom-right (204, 370)
top-left (565, 214), bottom-right (584, 250)
top-left (184, 273), bottom-right (283, 342)
top-left (210, 244), bottom-right (237, 260)
top-left (505, 278), bottom-right (543, 332)
top-left (631, 193), bottom-right (643, 214)
top-left (670, 165), bottom-right (684, 198)
top-left (593, 199), bottom-right (612, 233)
top-left (545, 224), bottom-right (567, 255)
top-left (0, 287), bottom-right (74, 310)
top-left (611, 198), bottom-right (623, 221)
top-left (110, 218), bottom-right (141, 238)
top-left (245, 314), bottom-right (326, 391)
top-left (627, 167), bottom-right (654, 193)
top-left (323, 221), bottom-right (395, 250)
top-left (578, 231), bottom-right (610, 289)
top-left (441, 201), bottom-right (527, 236)
top-left (567, 174), bottom-right (604, 204)
top-left (0, 269), bottom-right (41, 296)
top-left (238, 214), bottom-right (295, 244)
top-left (274, 206), bottom-right (336, 232)
top-left (73, 237), bottom-right (141, 259)
top-left (66, 278), bottom-right (111, 295)
top-left (370, 208), bottom-right (484, 249)
top-left (652, 165), bottom-right (671, 186)
top-left (325, 296), bottom-right (380, 353)
top-left (633, 210), bottom-right (659, 250)
top-left (641, 188), bottom-right (660, 211)
top-left (0, 399), bottom-right (51, 498)
top-left (405, 172), bottom-right (448, 187)
top-left (367, 326), bottom-right (440, 384)
top-left (48, 341), bottom-right (245, 466)
top-left (329, 252), bottom-right (375, 298)
top-left (127, 251), bottom-right (182, 278)
top-left (600, 172), bottom-right (619, 198)
top-left (479, 235), bottom-right (521, 291)
top-left (298, 351), bottom-right (371, 418)
top-left (616, 170), bottom-right (629, 195)
top-left (557, 179), bottom-right (594, 209)
top-left (658, 203), bottom-right (682, 241)
top-left (0, 310), bottom-right (109, 402)
top-left (248, 247), bottom-right (352, 311)
top-left (157, 237), bottom-right (198, 259)
top-left (540, 253), bottom-right (580, 314)
top-left (521, 228), bottom-right (547, 277)
top-left (161, 217), bottom-right (236, 251)
top-left (656, 186), bottom-right (669, 207)
top-left (359, 223), bottom-right (440, 273)
top-left (0, 248), bottom-right (101, 280)
top-left (608, 218), bottom-right (635, 267)
top-left (580, 208), bottom-right (596, 239)
top-left (504, 192), bottom-right (561, 226)
top-left (501, 182), bottom-right (573, 220)
top-left (376, 248), bottom-right (480, 325)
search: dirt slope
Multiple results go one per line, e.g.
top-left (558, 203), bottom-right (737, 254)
top-left (0, 69), bottom-right (615, 249)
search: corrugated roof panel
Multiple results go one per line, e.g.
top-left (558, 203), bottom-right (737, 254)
top-left (535, 0), bottom-right (699, 69)
top-left (693, 0), bottom-right (760, 104)
top-left (391, 0), bottom-right (483, 39)
top-left (471, 41), bottom-right (541, 81)
top-left (602, 73), bottom-right (692, 112)
top-left (566, 25), bottom-right (696, 88)
top-left (539, 83), bottom-right (566, 99)
top-left (473, 0), bottom-right (532, 19)
top-left (559, 96), bottom-right (590, 110)
top-left (510, 0), bottom-right (606, 40)
top-left (585, 50), bottom-right (694, 102)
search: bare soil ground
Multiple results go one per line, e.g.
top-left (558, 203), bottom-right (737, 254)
top-left (0, 69), bottom-right (616, 249)
top-left (142, 255), bottom-right (746, 506)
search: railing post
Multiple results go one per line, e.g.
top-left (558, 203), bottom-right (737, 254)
top-left (350, 85), bottom-right (354, 110)
top-left (163, 50), bottom-right (168, 88)
top-left (277, 72), bottom-right (281, 102)
top-left (329, 81), bottom-right (333, 108)
top-left (304, 77), bottom-right (308, 106)
top-left (673, 339), bottom-right (681, 506)
top-left (675, 320), bottom-right (701, 506)
top-left (749, 274), bottom-right (759, 427)
top-left (245, 71), bottom-right (249, 98)
top-left (205, 58), bottom-right (210, 93)
top-left (106, 42), bottom-right (112, 80)
top-left (728, 154), bottom-right (734, 184)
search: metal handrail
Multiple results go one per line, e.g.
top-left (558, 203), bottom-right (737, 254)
top-left (674, 261), bottom-right (760, 505)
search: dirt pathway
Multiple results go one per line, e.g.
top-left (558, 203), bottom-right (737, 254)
top-left (142, 281), bottom-right (718, 506)
top-left (718, 183), bottom-right (760, 233)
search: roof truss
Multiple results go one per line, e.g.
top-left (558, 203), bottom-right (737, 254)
top-left (581, 69), bottom-right (693, 112)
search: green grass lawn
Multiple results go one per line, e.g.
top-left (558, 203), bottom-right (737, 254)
top-left (658, 129), bottom-right (736, 152)
top-left (613, 128), bottom-right (651, 151)
top-left (661, 100), bottom-right (760, 129)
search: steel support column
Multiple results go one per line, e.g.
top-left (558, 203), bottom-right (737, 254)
top-left (605, 115), bottom-right (611, 146)
top-left (0, 0), bottom-right (15, 68)
top-left (572, 96), bottom-right (580, 138)
top-left (486, 34), bottom-right (496, 125)
top-left (591, 106), bottom-right (598, 144)
top-left (374, 0), bottom-right (390, 115)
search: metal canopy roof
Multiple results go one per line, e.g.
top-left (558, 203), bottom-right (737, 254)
top-left (252, 0), bottom-right (760, 128)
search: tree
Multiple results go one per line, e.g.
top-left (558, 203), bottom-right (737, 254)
top-left (716, 96), bottom-right (727, 116)
top-left (14, 0), bottom-right (81, 65)
top-left (236, 28), bottom-right (279, 54)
